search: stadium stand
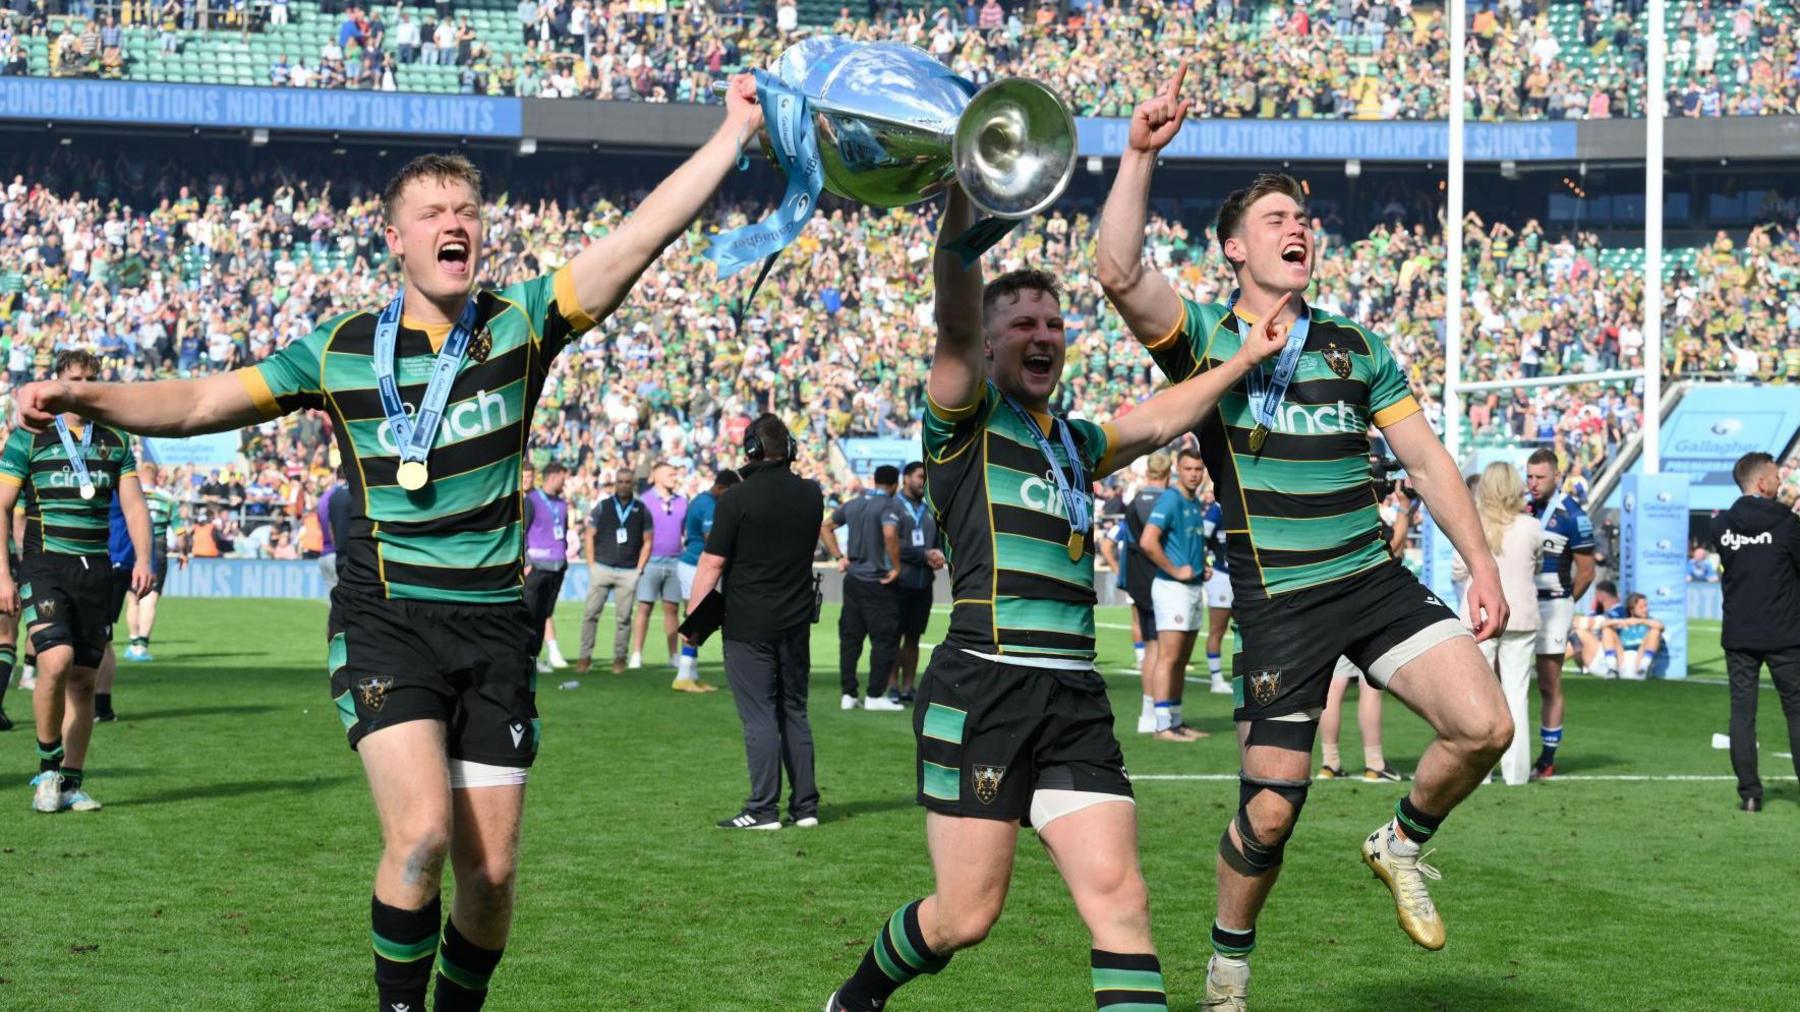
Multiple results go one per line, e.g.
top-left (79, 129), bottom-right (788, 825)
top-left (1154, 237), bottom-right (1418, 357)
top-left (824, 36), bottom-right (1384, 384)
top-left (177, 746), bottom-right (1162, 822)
top-left (3, 0), bottom-right (1796, 118)
top-left (3, 147), bottom-right (1796, 548)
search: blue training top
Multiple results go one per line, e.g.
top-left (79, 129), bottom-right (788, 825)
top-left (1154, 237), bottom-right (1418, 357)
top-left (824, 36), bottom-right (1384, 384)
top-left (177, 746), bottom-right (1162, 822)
top-left (1148, 488), bottom-right (1207, 584)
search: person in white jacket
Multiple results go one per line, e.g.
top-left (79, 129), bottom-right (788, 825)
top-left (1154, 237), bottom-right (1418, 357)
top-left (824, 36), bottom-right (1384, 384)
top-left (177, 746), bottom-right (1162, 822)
top-left (1455, 463), bottom-right (1543, 786)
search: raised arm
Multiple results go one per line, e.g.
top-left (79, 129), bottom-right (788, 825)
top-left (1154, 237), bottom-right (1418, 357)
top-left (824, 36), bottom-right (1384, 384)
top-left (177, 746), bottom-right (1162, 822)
top-left (1096, 64), bottom-right (1190, 344)
top-left (562, 74), bottom-right (764, 327)
top-left (927, 187), bottom-right (986, 413)
top-left (1100, 294), bottom-right (1292, 472)
top-left (12, 372), bottom-right (265, 438)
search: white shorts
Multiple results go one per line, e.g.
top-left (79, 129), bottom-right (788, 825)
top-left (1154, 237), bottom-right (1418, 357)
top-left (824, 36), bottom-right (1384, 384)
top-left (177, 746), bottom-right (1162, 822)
top-left (678, 561), bottom-right (697, 600)
top-left (1151, 577), bottom-right (1204, 633)
top-left (1536, 597), bottom-right (1576, 655)
top-left (1204, 569), bottom-right (1234, 609)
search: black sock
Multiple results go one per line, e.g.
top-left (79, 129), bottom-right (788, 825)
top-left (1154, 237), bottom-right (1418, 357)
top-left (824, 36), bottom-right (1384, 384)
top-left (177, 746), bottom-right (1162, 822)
top-left (130, 636), bottom-right (146, 649)
top-left (0, 643), bottom-right (14, 705)
top-left (1091, 949), bottom-right (1165, 1009)
top-left (835, 899), bottom-right (950, 1011)
top-left (434, 917), bottom-right (504, 1011)
top-left (1395, 795), bottom-right (1444, 845)
top-left (1210, 922), bottom-right (1255, 960)
top-left (372, 893), bottom-right (440, 1012)
top-left (59, 767), bottom-right (83, 792)
top-left (95, 692), bottom-right (112, 715)
top-left (38, 739), bottom-right (64, 774)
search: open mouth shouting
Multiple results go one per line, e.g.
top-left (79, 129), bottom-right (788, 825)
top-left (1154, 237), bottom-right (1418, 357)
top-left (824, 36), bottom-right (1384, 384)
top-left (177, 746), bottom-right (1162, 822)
top-left (1022, 350), bottom-right (1057, 379)
top-left (436, 237), bottom-right (472, 280)
top-left (1279, 237), bottom-right (1309, 274)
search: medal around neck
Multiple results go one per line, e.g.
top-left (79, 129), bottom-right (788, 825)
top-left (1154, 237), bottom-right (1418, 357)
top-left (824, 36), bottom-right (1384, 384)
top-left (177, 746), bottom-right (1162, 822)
top-left (373, 290), bottom-right (481, 494)
top-left (396, 461), bottom-right (430, 491)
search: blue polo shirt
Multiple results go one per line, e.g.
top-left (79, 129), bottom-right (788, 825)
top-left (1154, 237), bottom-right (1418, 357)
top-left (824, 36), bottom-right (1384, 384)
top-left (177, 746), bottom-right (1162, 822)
top-left (1148, 488), bottom-right (1206, 584)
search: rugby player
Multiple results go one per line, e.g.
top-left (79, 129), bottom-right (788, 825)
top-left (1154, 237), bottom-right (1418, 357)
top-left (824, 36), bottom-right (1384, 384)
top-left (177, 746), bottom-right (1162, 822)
top-left (1524, 447), bottom-right (1595, 780)
top-left (1099, 68), bottom-right (1513, 1009)
top-left (11, 77), bottom-right (765, 1011)
top-left (1, 349), bottom-right (153, 813)
top-left (824, 183), bottom-right (1289, 1012)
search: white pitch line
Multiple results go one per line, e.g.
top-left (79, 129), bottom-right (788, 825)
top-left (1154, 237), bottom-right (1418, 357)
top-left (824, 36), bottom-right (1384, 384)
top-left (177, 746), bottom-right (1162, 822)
top-left (1128, 773), bottom-right (1791, 783)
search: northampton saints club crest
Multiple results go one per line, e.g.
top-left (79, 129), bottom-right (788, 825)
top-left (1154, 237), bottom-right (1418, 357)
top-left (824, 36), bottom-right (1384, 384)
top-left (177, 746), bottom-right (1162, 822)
top-left (971, 765), bottom-right (1007, 805)
top-left (467, 324), bottom-right (493, 364)
top-left (1247, 668), bottom-right (1283, 707)
top-left (1322, 344), bottom-right (1353, 380)
top-left (357, 676), bottom-right (395, 712)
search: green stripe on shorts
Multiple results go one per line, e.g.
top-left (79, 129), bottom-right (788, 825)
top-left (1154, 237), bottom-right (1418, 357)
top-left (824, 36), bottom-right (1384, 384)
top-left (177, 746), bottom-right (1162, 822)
top-left (333, 691), bottom-right (357, 731)
top-left (922, 761), bottom-right (959, 802)
top-left (921, 703), bottom-right (966, 744)
top-left (328, 632), bottom-right (347, 675)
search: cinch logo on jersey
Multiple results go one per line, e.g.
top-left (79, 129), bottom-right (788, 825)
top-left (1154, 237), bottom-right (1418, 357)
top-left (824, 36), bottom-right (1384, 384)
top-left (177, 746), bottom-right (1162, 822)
top-left (373, 388), bottom-right (510, 456)
top-left (45, 467), bottom-right (117, 491)
top-left (1272, 399), bottom-right (1363, 436)
top-left (1719, 529), bottom-right (1773, 550)
top-left (1019, 466), bottom-right (1084, 518)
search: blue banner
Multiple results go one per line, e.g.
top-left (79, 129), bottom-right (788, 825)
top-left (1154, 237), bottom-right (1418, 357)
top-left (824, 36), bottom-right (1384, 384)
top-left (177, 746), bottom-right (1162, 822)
top-left (1618, 473), bottom-right (1690, 679)
top-left (703, 72), bottom-right (824, 278)
top-left (143, 432), bottom-right (245, 470)
top-left (165, 557), bottom-right (330, 599)
top-left (0, 79), bottom-right (521, 137)
top-left (1076, 118), bottom-right (1578, 163)
top-left (1607, 384), bottom-right (1800, 512)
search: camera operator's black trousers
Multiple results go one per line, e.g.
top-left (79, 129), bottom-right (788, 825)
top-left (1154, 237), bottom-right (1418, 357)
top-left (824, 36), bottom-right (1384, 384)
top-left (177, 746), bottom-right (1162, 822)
top-left (724, 629), bottom-right (820, 822)
top-left (839, 576), bottom-right (900, 700)
top-left (1726, 646), bottom-right (1800, 802)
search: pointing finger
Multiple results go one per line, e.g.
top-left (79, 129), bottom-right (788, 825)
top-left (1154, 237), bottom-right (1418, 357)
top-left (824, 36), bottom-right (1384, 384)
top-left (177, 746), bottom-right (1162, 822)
top-left (1165, 62), bottom-right (1188, 101)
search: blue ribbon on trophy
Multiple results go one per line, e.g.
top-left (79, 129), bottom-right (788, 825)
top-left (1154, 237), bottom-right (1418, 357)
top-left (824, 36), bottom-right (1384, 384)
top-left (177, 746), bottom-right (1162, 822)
top-left (704, 70), bottom-right (825, 322)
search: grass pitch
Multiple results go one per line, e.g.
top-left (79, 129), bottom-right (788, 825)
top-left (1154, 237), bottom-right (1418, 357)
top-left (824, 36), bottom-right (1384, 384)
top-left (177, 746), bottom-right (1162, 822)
top-left (3, 601), bottom-right (1797, 1010)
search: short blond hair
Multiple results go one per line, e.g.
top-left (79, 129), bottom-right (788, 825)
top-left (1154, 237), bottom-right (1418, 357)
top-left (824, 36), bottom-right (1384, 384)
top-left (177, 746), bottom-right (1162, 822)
top-left (382, 153), bottom-right (484, 222)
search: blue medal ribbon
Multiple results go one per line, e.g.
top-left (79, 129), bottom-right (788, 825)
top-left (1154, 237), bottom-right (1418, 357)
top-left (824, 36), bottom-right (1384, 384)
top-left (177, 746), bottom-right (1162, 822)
top-left (998, 392), bottom-right (1091, 537)
top-left (1230, 288), bottom-right (1311, 450)
top-left (53, 416), bottom-right (95, 494)
top-left (371, 289), bottom-right (481, 479)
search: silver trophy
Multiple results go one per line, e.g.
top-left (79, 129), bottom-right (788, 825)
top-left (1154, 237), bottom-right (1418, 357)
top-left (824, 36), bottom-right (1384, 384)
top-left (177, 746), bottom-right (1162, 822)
top-left (738, 38), bottom-right (1078, 220)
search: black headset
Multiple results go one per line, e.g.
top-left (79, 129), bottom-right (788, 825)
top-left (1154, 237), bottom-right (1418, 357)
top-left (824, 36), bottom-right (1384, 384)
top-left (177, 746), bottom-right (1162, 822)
top-left (744, 422), bottom-right (798, 463)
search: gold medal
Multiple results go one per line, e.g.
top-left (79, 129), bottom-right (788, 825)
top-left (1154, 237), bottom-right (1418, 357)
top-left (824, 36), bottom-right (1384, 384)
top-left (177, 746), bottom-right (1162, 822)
top-left (1248, 424), bottom-right (1269, 453)
top-left (396, 460), bottom-right (430, 491)
top-left (79, 484), bottom-right (96, 500)
top-left (1067, 530), bottom-right (1084, 562)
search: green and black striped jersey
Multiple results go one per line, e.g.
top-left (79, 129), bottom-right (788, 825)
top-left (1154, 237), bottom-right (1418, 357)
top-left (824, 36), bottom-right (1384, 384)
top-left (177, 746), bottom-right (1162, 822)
top-left (237, 267), bottom-right (595, 604)
top-left (0, 421), bottom-right (138, 559)
top-left (924, 380), bottom-right (1117, 666)
top-left (1143, 297), bottom-right (1420, 602)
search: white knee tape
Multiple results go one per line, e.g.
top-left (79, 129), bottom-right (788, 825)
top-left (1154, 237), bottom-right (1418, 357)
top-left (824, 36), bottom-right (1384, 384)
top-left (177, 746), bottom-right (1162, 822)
top-left (448, 759), bottom-right (530, 789)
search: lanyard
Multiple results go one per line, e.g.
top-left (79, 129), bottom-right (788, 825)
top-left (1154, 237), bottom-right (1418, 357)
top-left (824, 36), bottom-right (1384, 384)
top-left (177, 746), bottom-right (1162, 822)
top-left (901, 494), bottom-right (927, 529)
top-left (53, 416), bottom-right (96, 497)
top-left (998, 391), bottom-right (1090, 535)
top-left (1537, 490), bottom-right (1566, 535)
top-left (371, 288), bottom-right (481, 481)
top-left (1231, 289), bottom-right (1311, 449)
top-left (612, 496), bottom-right (635, 526)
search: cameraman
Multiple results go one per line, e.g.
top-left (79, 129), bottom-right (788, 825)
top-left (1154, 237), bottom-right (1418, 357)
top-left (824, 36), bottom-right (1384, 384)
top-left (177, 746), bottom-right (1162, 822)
top-left (1712, 452), bottom-right (1800, 813)
top-left (684, 414), bottom-right (823, 831)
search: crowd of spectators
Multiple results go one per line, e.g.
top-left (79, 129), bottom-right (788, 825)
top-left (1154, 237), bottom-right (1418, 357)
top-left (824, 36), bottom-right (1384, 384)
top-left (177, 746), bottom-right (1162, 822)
top-left (2, 151), bottom-right (1797, 535)
top-left (4, 0), bottom-right (1798, 119)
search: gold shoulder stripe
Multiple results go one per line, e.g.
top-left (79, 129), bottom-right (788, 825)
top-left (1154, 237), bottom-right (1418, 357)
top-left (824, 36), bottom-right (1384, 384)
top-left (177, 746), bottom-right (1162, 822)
top-left (552, 265), bottom-right (597, 333)
top-left (235, 368), bottom-right (281, 419)
top-left (1372, 395), bottom-right (1422, 429)
top-left (1143, 300), bottom-right (1189, 352)
top-left (926, 387), bottom-right (983, 422)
